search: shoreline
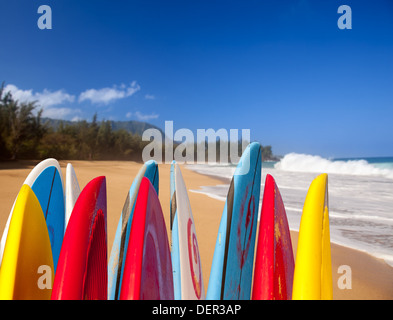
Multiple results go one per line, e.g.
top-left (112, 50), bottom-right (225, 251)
top-left (185, 166), bottom-right (393, 299)
top-left (0, 160), bottom-right (392, 299)
top-left (188, 166), bottom-right (393, 267)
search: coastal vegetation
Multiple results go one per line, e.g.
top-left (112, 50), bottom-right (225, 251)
top-left (0, 82), bottom-right (277, 162)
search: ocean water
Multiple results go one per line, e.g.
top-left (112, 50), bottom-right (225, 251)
top-left (187, 153), bottom-right (393, 267)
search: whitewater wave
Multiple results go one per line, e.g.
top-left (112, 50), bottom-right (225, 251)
top-left (274, 153), bottom-right (393, 179)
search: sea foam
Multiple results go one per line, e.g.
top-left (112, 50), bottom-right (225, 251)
top-left (275, 153), bottom-right (393, 179)
top-left (187, 156), bottom-right (393, 267)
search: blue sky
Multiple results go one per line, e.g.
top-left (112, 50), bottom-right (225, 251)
top-left (1, 0), bottom-right (392, 158)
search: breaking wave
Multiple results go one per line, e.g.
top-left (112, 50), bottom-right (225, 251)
top-left (274, 153), bottom-right (393, 179)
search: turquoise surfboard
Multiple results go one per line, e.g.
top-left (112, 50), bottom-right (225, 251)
top-left (107, 160), bottom-right (159, 300)
top-left (206, 142), bottom-right (262, 300)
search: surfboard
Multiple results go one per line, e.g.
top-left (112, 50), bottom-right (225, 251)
top-left (252, 174), bottom-right (294, 300)
top-left (206, 142), bottom-right (262, 300)
top-left (292, 173), bottom-right (333, 300)
top-left (108, 160), bottom-right (159, 300)
top-left (0, 158), bottom-right (65, 272)
top-left (0, 185), bottom-right (54, 300)
top-left (65, 163), bottom-right (80, 229)
top-left (119, 177), bottom-right (173, 300)
top-left (170, 161), bottom-right (205, 300)
top-left (51, 176), bottom-right (107, 300)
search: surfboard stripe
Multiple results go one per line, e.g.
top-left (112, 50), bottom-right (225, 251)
top-left (171, 211), bottom-right (181, 299)
top-left (152, 165), bottom-right (159, 194)
top-left (45, 168), bottom-right (56, 220)
top-left (170, 191), bottom-right (177, 231)
top-left (220, 178), bottom-right (234, 300)
top-left (114, 193), bottom-right (131, 299)
top-left (170, 162), bottom-right (176, 232)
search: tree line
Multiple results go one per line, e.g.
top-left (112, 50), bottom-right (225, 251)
top-left (0, 83), bottom-right (150, 161)
top-left (0, 83), bottom-right (277, 162)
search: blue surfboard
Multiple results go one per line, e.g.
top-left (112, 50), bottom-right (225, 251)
top-left (206, 142), bottom-right (262, 300)
top-left (108, 160), bottom-right (159, 300)
top-left (169, 162), bottom-right (181, 299)
top-left (19, 159), bottom-right (65, 272)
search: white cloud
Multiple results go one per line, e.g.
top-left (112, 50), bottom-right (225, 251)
top-left (71, 116), bottom-right (84, 122)
top-left (144, 94), bottom-right (155, 100)
top-left (3, 83), bottom-right (152, 122)
top-left (134, 111), bottom-right (159, 121)
top-left (78, 82), bottom-right (140, 105)
top-left (42, 107), bottom-right (82, 120)
top-left (125, 111), bottom-right (159, 121)
top-left (4, 84), bottom-right (75, 108)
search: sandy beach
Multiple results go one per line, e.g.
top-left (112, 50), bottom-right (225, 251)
top-left (0, 160), bottom-right (392, 300)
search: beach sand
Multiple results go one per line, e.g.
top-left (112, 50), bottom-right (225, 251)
top-left (0, 160), bottom-right (392, 300)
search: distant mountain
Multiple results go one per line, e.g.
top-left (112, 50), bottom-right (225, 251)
top-left (109, 120), bottom-right (164, 136)
top-left (41, 117), bottom-right (164, 136)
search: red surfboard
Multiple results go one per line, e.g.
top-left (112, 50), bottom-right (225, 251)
top-left (120, 177), bottom-right (173, 300)
top-left (51, 176), bottom-right (107, 300)
top-left (252, 174), bottom-right (294, 300)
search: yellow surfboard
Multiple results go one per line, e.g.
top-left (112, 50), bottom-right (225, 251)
top-left (0, 185), bottom-right (54, 300)
top-left (292, 173), bottom-right (333, 300)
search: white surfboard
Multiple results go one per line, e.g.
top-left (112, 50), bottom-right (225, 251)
top-left (170, 161), bottom-right (205, 300)
top-left (65, 163), bottom-right (80, 229)
top-left (0, 158), bottom-right (65, 267)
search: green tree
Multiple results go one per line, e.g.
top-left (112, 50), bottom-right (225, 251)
top-left (0, 82), bottom-right (46, 160)
top-left (0, 83), bottom-right (10, 157)
top-left (86, 113), bottom-right (99, 160)
top-left (7, 100), bottom-right (34, 159)
top-left (97, 120), bottom-right (114, 159)
top-left (38, 130), bottom-right (78, 159)
top-left (261, 145), bottom-right (273, 161)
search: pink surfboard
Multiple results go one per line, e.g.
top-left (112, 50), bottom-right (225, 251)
top-left (120, 177), bottom-right (173, 300)
top-left (252, 174), bottom-right (294, 300)
top-left (51, 176), bottom-right (107, 300)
